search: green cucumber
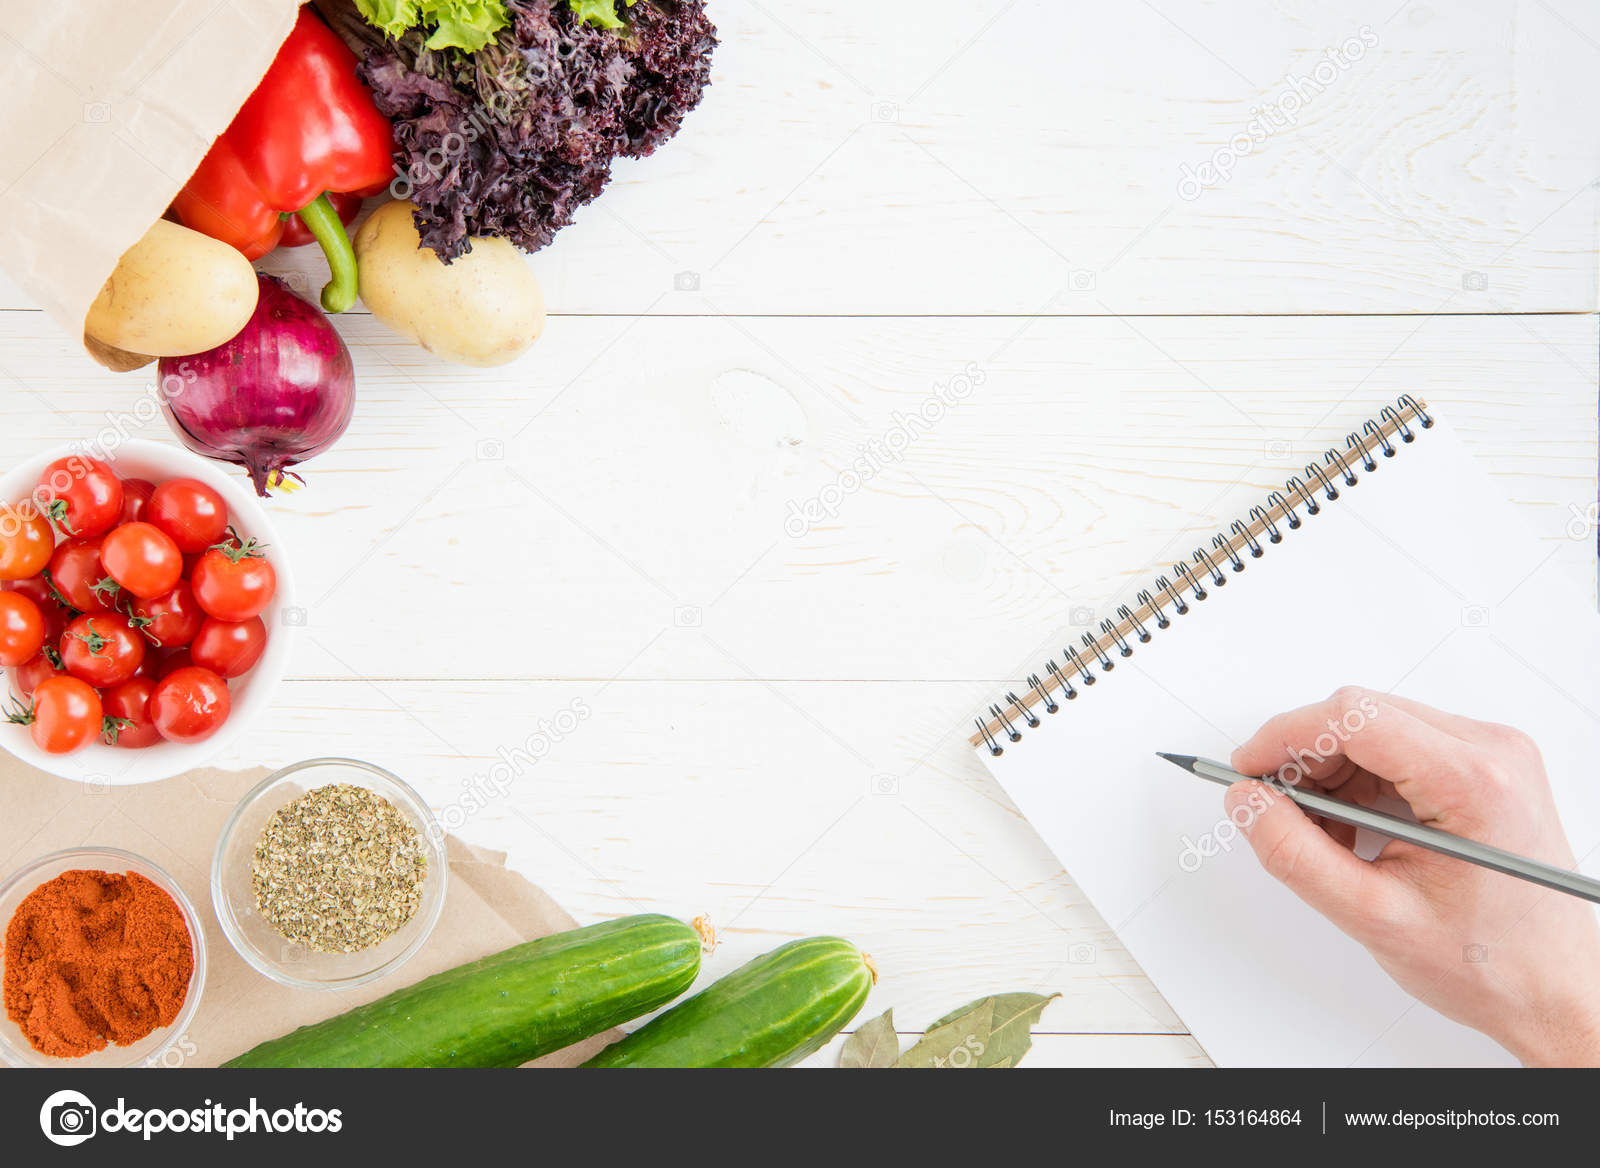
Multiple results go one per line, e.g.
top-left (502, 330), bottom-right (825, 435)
top-left (583, 936), bottom-right (876, 1068)
top-left (224, 914), bottom-right (706, 1068)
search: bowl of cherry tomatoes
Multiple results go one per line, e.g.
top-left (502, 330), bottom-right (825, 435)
top-left (0, 440), bottom-right (294, 784)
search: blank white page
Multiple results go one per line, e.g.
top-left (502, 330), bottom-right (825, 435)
top-left (978, 413), bottom-right (1600, 1067)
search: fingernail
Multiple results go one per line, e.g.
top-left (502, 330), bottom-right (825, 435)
top-left (1223, 780), bottom-right (1270, 837)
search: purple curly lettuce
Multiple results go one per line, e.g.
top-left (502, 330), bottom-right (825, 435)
top-left (355, 0), bottom-right (716, 261)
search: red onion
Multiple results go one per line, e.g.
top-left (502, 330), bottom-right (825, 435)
top-left (159, 275), bottom-right (355, 497)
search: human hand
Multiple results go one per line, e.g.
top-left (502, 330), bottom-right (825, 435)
top-left (1226, 686), bottom-right (1600, 1066)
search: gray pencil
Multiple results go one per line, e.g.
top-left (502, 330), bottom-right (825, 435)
top-left (1157, 752), bottom-right (1600, 907)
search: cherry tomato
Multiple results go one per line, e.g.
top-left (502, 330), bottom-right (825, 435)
top-left (12, 650), bottom-right (65, 697)
top-left (60, 612), bottom-right (145, 687)
top-left (119, 478), bottom-right (156, 525)
top-left (0, 501), bottom-right (55, 581)
top-left (146, 478), bottom-right (228, 554)
top-left (101, 677), bottom-right (163, 748)
top-left (191, 535), bottom-right (276, 622)
top-left (149, 666), bottom-right (230, 743)
top-left (4, 577), bottom-right (70, 646)
top-left (0, 591), bottom-right (46, 667)
top-left (190, 616), bottom-right (267, 679)
top-left (47, 539), bottom-right (114, 613)
top-left (35, 457), bottom-right (123, 539)
top-left (101, 522), bottom-right (182, 600)
top-left (8, 675), bottom-right (102, 754)
top-left (128, 580), bottom-right (204, 649)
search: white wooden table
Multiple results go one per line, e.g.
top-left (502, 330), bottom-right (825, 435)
top-left (3, 0), bottom-right (1598, 1066)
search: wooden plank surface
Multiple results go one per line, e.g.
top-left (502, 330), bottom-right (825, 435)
top-left (4, 313), bottom-right (1590, 1063)
top-left (0, 312), bottom-right (1592, 683)
top-left (2, 0), bottom-right (1597, 1066)
top-left (2, 1), bottom-right (1597, 316)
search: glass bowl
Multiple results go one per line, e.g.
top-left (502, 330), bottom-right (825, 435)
top-left (0, 847), bottom-right (206, 1067)
top-left (211, 758), bottom-right (447, 990)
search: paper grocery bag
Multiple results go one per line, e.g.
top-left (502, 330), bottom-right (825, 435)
top-left (0, 0), bottom-right (300, 365)
top-left (0, 759), bottom-right (619, 1067)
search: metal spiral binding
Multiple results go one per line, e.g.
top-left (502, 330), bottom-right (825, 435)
top-left (973, 394), bottom-right (1432, 754)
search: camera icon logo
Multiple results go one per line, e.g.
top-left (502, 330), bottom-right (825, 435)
top-left (1067, 942), bottom-right (1097, 965)
top-left (1264, 439), bottom-right (1293, 461)
top-left (281, 942), bottom-right (307, 965)
top-left (40, 1090), bottom-right (97, 1146)
top-left (82, 102), bottom-right (111, 124)
top-left (673, 606), bottom-right (702, 628)
top-left (870, 100), bottom-right (899, 123)
top-left (1463, 943), bottom-right (1489, 963)
top-left (82, 773), bottom-right (110, 796)
top-left (673, 271), bottom-right (700, 292)
top-left (476, 438), bottom-right (505, 461)
top-left (281, 605), bottom-right (308, 628)
top-left (1069, 269), bottom-right (1096, 292)
top-left (871, 773), bottom-right (900, 796)
top-left (1069, 605), bottom-right (1096, 627)
top-left (1460, 605), bottom-right (1490, 628)
top-left (1461, 271), bottom-right (1488, 292)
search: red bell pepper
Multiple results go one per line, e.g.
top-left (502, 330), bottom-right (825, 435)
top-left (171, 7), bottom-right (394, 313)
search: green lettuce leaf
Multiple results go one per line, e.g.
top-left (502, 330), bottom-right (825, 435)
top-left (354, 0), bottom-right (511, 52)
top-left (421, 0), bottom-right (509, 51)
top-left (354, 0), bottom-right (421, 38)
top-left (566, 0), bottom-right (640, 31)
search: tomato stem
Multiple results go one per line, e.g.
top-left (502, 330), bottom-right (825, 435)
top-left (101, 715), bottom-right (135, 745)
top-left (40, 569), bottom-right (81, 618)
top-left (43, 498), bottom-right (77, 537)
top-left (70, 617), bottom-right (110, 658)
top-left (211, 526), bottom-right (268, 563)
top-left (3, 697), bottom-right (36, 726)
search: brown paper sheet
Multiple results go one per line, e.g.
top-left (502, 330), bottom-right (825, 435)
top-left (0, 758), bottom-right (616, 1067)
top-left (0, 0), bottom-right (301, 357)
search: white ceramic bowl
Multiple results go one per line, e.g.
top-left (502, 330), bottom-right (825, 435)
top-left (0, 439), bottom-right (295, 784)
top-left (212, 759), bottom-right (448, 990)
top-left (0, 847), bottom-right (206, 1067)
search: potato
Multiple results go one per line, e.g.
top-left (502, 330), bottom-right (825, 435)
top-left (82, 333), bottom-right (154, 373)
top-left (354, 200), bottom-right (546, 367)
top-left (84, 219), bottom-right (258, 357)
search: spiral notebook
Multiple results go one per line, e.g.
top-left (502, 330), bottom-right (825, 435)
top-left (972, 396), bottom-right (1600, 1067)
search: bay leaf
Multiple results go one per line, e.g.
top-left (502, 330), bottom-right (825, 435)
top-left (895, 998), bottom-right (995, 1068)
top-left (838, 1009), bottom-right (899, 1068)
top-left (979, 991), bottom-right (1059, 1065)
top-left (897, 991), bottom-right (1059, 1069)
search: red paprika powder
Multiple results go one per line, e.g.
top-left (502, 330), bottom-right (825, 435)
top-left (3, 869), bottom-right (193, 1058)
